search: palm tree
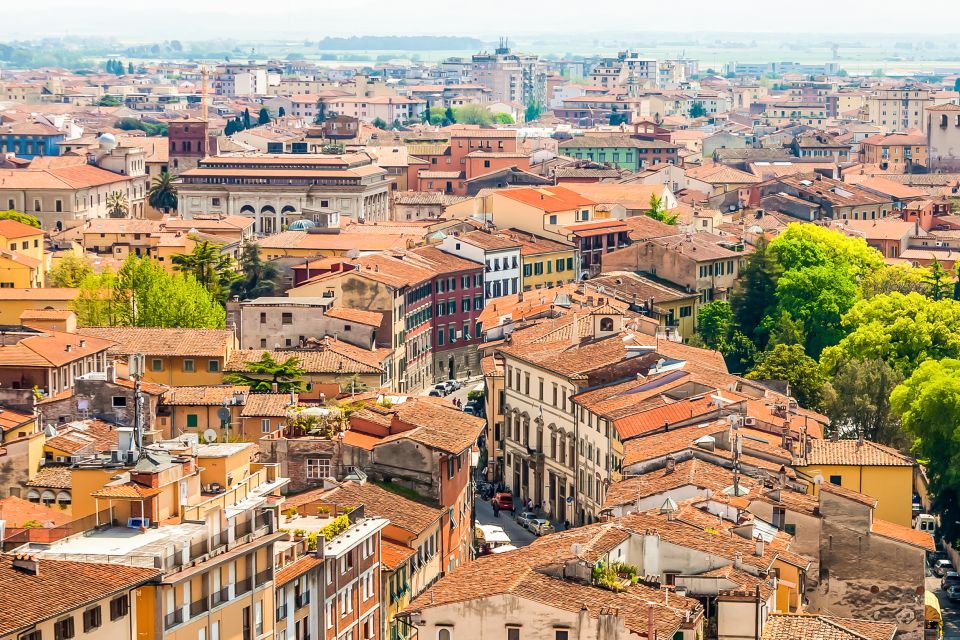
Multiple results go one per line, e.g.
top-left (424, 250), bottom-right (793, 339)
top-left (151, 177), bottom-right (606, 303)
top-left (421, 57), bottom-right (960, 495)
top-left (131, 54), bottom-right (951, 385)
top-left (148, 172), bottom-right (177, 213)
top-left (225, 352), bottom-right (305, 393)
top-left (171, 240), bottom-right (237, 302)
top-left (106, 191), bottom-right (129, 218)
top-left (230, 242), bottom-right (280, 300)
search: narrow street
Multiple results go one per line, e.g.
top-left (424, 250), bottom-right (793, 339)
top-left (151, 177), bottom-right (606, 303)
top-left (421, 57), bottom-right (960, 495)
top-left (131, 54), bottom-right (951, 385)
top-left (474, 493), bottom-right (537, 548)
top-left (927, 573), bottom-right (960, 639)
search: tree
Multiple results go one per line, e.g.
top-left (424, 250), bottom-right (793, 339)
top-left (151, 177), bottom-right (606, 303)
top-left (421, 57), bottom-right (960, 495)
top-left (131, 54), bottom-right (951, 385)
top-left (0, 210), bottom-right (40, 228)
top-left (313, 100), bottom-right (328, 124)
top-left (689, 102), bottom-right (708, 118)
top-left (371, 117), bottom-right (387, 129)
top-left (925, 256), bottom-right (954, 300)
top-left (821, 292), bottom-right (960, 377)
top-left (696, 300), bottom-right (733, 350)
top-left (106, 191), bottom-right (129, 218)
top-left (258, 107), bottom-right (271, 125)
top-left (278, 106), bottom-right (286, 117)
top-left (645, 193), bottom-right (678, 224)
top-left (127, 62), bottom-right (134, 74)
top-left (97, 95), bottom-right (121, 107)
top-left (775, 264), bottom-right (858, 358)
top-left (171, 240), bottom-right (237, 303)
top-left (746, 344), bottom-right (826, 410)
top-left (454, 104), bottom-right (493, 126)
top-left (230, 242), bottom-right (281, 300)
top-left (225, 352), bottom-right (305, 393)
top-left (421, 101), bottom-right (431, 124)
top-left (224, 119), bottom-right (237, 135)
top-left (48, 254), bottom-right (93, 288)
top-left (148, 172), bottom-right (177, 213)
top-left (444, 106), bottom-right (456, 126)
top-left (822, 358), bottom-right (905, 446)
top-left (765, 310), bottom-right (806, 348)
top-left (769, 223), bottom-right (883, 280)
top-left (730, 235), bottom-right (781, 347)
top-left (860, 264), bottom-right (929, 299)
top-left (243, 109), bottom-right (251, 129)
top-left (891, 358), bottom-right (960, 543)
top-left (72, 256), bottom-right (225, 328)
top-left (492, 112), bottom-right (515, 124)
top-left (524, 100), bottom-right (543, 123)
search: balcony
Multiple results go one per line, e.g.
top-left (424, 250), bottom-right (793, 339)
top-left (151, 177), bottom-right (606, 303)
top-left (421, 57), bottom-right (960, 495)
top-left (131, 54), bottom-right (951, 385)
top-left (236, 578), bottom-right (253, 595)
top-left (164, 609), bottom-right (183, 630)
top-left (211, 586), bottom-right (230, 607)
top-left (276, 604), bottom-right (288, 621)
top-left (189, 596), bottom-right (209, 618)
top-left (255, 569), bottom-right (273, 587)
top-left (295, 591), bottom-right (310, 609)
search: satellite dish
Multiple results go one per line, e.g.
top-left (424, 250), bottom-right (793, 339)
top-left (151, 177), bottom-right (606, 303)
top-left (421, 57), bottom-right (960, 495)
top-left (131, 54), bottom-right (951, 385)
top-left (202, 429), bottom-right (218, 443)
top-left (570, 543), bottom-right (584, 557)
top-left (216, 406), bottom-right (231, 421)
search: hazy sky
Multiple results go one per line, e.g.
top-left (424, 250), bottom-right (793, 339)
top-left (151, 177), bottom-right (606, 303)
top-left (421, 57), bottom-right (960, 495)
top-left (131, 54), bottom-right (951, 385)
top-left (5, 0), bottom-right (960, 40)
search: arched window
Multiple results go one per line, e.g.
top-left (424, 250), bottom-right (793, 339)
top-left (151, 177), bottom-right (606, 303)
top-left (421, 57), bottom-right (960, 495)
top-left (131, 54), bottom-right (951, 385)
top-left (40, 490), bottom-right (55, 506)
top-left (56, 491), bottom-right (71, 506)
top-left (550, 431), bottom-right (557, 459)
top-left (438, 629), bottom-right (452, 640)
top-left (600, 317), bottom-right (614, 331)
top-left (26, 490), bottom-right (40, 503)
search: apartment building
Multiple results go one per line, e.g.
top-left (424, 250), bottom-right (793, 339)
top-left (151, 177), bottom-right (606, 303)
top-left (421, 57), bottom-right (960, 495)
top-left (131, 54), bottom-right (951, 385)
top-left (438, 231), bottom-right (521, 300)
top-left (867, 88), bottom-right (932, 133)
top-left (471, 44), bottom-right (545, 106)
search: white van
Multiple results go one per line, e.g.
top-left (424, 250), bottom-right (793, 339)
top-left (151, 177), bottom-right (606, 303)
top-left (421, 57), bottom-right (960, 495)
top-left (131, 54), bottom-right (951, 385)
top-left (915, 513), bottom-right (936, 533)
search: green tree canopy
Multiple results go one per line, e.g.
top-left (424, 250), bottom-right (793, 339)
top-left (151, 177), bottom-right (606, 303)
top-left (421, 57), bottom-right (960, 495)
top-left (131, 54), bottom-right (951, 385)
top-left (171, 240), bottom-right (238, 303)
top-left (71, 256), bottom-right (225, 328)
top-left (48, 254), bottom-right (93, 288)
top-left (0, 210), bottom-right (40, 228)
top-left (258, 107), bottom-right (271, 125)
top-left (689, 102), bottom-right (708, 118)
top-left (148, 171), bottom-right (177, 213)
top-left (106, 191), bottom-right (128, 218)
top-left (371, 117), bottom-right (387, 129)
top-left (696, 300), bottom-right (733, 351)
top-left (821, 292), bottom-right (960, 377)
top-left (730, 235), bottom-right (780, 346)
top-left (770, 223), bottom-right (884, 279)
top-left (775, 264), bottom-right (858, 357)
top-left (891, 358), bottom-right (960, 543)
top-left (746, 343), bottom-right (826, 410)
top-left (492, 112), bottom-right (515, 124)
top-left (225, 352), bottom-right (305, 393)
top-left (822, 358), bottom-right (905, 446)
top-left (230, 242), bottom-right (280, 300)
top-left (645, 193), bottom-right (678, 224)
top-left (859, 263), bottom-right (929, 299)
top-left (454, 104), bottom-right (493, 126)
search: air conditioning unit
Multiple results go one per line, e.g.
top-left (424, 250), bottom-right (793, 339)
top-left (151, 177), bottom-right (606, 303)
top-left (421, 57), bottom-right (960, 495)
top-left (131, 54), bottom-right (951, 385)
top-left (743, 417), bottom-right (757, 427)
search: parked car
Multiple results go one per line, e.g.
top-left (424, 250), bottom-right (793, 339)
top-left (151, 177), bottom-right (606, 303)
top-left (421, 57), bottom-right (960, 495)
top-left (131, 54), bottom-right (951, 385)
top-left (432, 383), bottom-right (448, 396)
top-left (934, 559), bottom-right (954, 577)
top-left (529, 519), bottom-right (555, 536)
top-left (427, 389), bottom-right (443, 397)
top-left (444, 380), bottom-right (460, 392)
top-left (948, 585), bottom-right (960, 602)
top-left (515, 511), bottom-right (536, 528)
top-left (463, 404), bottom-right (478, 416)
top-left (492, 492), bottom-right (514, 512)
top-left (943, 571), bottom-right (960, 589)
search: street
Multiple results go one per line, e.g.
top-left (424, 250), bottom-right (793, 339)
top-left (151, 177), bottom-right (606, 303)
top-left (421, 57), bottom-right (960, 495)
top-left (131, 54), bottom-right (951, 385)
top-left (927, 572), bottom-right (960, 639)
top-left (475, 493), bottom-right (537, 548)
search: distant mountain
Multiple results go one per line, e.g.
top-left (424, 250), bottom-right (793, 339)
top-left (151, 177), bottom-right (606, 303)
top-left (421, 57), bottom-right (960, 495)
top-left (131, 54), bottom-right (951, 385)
top-left (317, 36), bottom-right (482, 51)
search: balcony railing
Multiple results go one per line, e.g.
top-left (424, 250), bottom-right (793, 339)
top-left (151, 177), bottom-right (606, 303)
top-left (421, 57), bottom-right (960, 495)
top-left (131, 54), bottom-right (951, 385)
top-left (255, 569), bottom-right (273, 586)
top-left (164, 609), bottom-right (183, 630)
top-left (189, 597), bottom-right (209, 618)
top-left (210, 531), bottom-right (227, 550)
top-left (276, 604), bottom-right (288, 621)
top-left (295, 591), bottom-right (310, 609)
top-left (211, 587), bottom-right (230, 607)
top-left (236, 578), bottom-right (252, 595)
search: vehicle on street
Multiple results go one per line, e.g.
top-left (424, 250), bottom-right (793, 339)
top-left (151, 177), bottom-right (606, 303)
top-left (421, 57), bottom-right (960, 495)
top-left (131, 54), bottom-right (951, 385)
top-left (942, 571), bottom-right (960, 589)
top-left (463, 405), bottom-right (478, 416)
top-left (934, 559), bottom-right (954, 577)
top-left (444, 380), bottom-right (460, 392)
top-left (432, 383), bottom-right (448, 396)
top-left (475, 524), bottom-right (512, 555)
top-left (947, 585), bottom-right (960, 602)
top-left (529, 519), bottom-right (555, 536)
top-left (915, 513), bottom-right (936, 534)
top-left (515, 511), bottom-right (536, 528)
top-left (492, 492), bottom-right (514, 512)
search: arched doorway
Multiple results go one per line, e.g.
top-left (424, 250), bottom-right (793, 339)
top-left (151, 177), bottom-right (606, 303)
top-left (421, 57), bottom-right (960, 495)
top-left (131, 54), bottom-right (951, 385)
top-left (260, 205), bottom-right (276, 235)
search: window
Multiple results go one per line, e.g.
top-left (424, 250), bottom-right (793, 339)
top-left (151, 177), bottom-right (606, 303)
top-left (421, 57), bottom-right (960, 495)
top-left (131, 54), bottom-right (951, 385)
top-left (555, 631), bottom-right (569, 640)
top-left (54, 617), bottom-right (75, 640)
top-left (438, 629), bottom-right (452, 640)
top-left (306, 458), bottom-right (330, 479)
top-left (21, 631), bottom-right (41, 640)
top-left (110, 595), bottom-right (129, 620)
top-left (829, 475), bottom-right (842, 485)
top-left (208, 359), bottom-right (220, 372)
top-left (261, 418), bottom-right (271, 433)
top-left (281, 312), bottom-right (293, 325)
top-left (259, 312), bottom-right (267, 324)
top-left (151, 358), bottom-right (163, 372)
top-left (679, 306), bottom-right (692, 318)
top-left (55, 199), bottom-right (63, 213)
top-left (183, 359), bottom-right (195, 372)
top-left (186, 414), bottom-right (198, 428)
top-left (549, 215), bottom-right (557, 225)
top-left (772, 507), bottom-right (786, 530)
top-left (212, 197), bottom-right (221, 206)
top-left (507, 628), bottom-right (520, 640)
top-left (83, 606), bottom-right (102, 632)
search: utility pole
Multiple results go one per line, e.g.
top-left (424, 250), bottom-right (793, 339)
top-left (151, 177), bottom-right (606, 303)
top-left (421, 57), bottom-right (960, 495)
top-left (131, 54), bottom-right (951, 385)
top-left (129, 353), bottom-right (146, 456)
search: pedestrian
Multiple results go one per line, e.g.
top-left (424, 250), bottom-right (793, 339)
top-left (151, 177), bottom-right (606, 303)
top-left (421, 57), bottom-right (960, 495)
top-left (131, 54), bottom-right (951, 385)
top-left (493, 502), bottom-right (500, 517)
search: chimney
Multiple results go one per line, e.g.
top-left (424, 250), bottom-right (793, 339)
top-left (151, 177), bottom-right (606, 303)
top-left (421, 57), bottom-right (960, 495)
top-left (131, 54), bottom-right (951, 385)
top-left (647, 603), bottom-right (656, 640)
top-left (755, 536), bottom-right (765, 557)
top-left (271, 382), bottom-right (279, 393)
top-left (12, 554), bottom-right (39, 576)
top-left (665, 456), bottom-right (676, 474)
top-left (107, 364), bottom-right (117, 383)
top-left (79, 339), bottom-right (86, 348)
top-left (65, 344), bottom-right (71, 352)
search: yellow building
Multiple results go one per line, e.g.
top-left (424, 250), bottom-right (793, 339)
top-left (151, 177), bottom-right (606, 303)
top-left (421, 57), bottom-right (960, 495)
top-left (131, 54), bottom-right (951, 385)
top-left (586, 271), bottom-right (699, 340)
top-left (78, 327), bottom-right (237, 387)
top-left (157, 385), bottom-right (250, 440)
top-left (499, 229), bottom-right (577, 292)
top-left (795, 439), bottom-right (915, 527)
top-left (0, 287), bottom-right (78, 324)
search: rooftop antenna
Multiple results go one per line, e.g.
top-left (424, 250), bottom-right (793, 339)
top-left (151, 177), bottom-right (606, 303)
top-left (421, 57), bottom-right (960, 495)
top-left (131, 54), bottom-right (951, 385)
top-left (128, 353), bottom-right (146, 458)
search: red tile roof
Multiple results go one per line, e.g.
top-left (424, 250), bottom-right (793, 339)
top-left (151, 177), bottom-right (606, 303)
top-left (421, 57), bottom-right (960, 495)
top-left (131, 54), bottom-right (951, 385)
top-left (494, 186), bottom-right (597, 213)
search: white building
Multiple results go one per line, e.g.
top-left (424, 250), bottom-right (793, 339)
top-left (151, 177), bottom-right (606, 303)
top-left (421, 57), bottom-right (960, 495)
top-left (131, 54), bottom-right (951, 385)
top-left (439, 231), bottom-right (520, 299)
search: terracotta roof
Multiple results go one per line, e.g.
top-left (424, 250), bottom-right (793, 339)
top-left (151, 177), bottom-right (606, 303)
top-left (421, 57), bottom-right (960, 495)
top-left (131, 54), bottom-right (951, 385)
top-left (0, 288), bottom-right (78, 301)
top-left (286, 480), bottom-right (444, 535)
top-left (603, 459), bottom-right (754, 510)
top-left (457, 230), bottom-right (521, 251)
top-left (871, 518), bottom-right (935, 551)
top-left (0, 555), bottom-right (159, 637)
top-left (0, 329), bottom-right (114, 368)
top-left (78, 327), bottom-right (234, 358)
top-left (225, 341), bottom-right (388, 376)
top-left (564, 183), bottom-right (670, 211)
top-left (0, 219), bottom-right (41, 239)
top-left (241, 393), bottom-right (295, 417)
top-left (45, 419), bottom-right (120, 455)
top-left (0, 407), bottom-right (35, 432)
top-left (0, 496), bottom-right (72, 528)
top-left (366, 398), bottom-right (485, 455)
top-left (90, 482), bottom-right (163, 500)
top-left (0, 164), bottom-right (132, 190)
top-left (798, 439), bottom-right (913, 467)
top-left (494, 186), bottom-right (597, 213)
top-left (381, 540), bottom-right (417, 571)
top-left (275, 554), bottom-right (324, 586)
top-left (19, 309), bottom-right (75, 321)
top-left (26, 466), bottom-right (72, 490)
top-left (762, 613), bottom-right (896, 640)
top-left (818, 481), bottom-right (878, 508)
top-left (324, 307), bottom-right (384, 327)
top-left (340, 430), bottom-right (382, 451)
top-left (162, 385), bottom-right (249, 406)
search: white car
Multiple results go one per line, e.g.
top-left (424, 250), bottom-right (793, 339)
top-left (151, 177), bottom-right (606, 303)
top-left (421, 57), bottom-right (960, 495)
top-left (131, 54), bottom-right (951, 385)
top-left (529, 519), bottom-right (555, 536)
top-left (515, 511), bottom-right (536, 528)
